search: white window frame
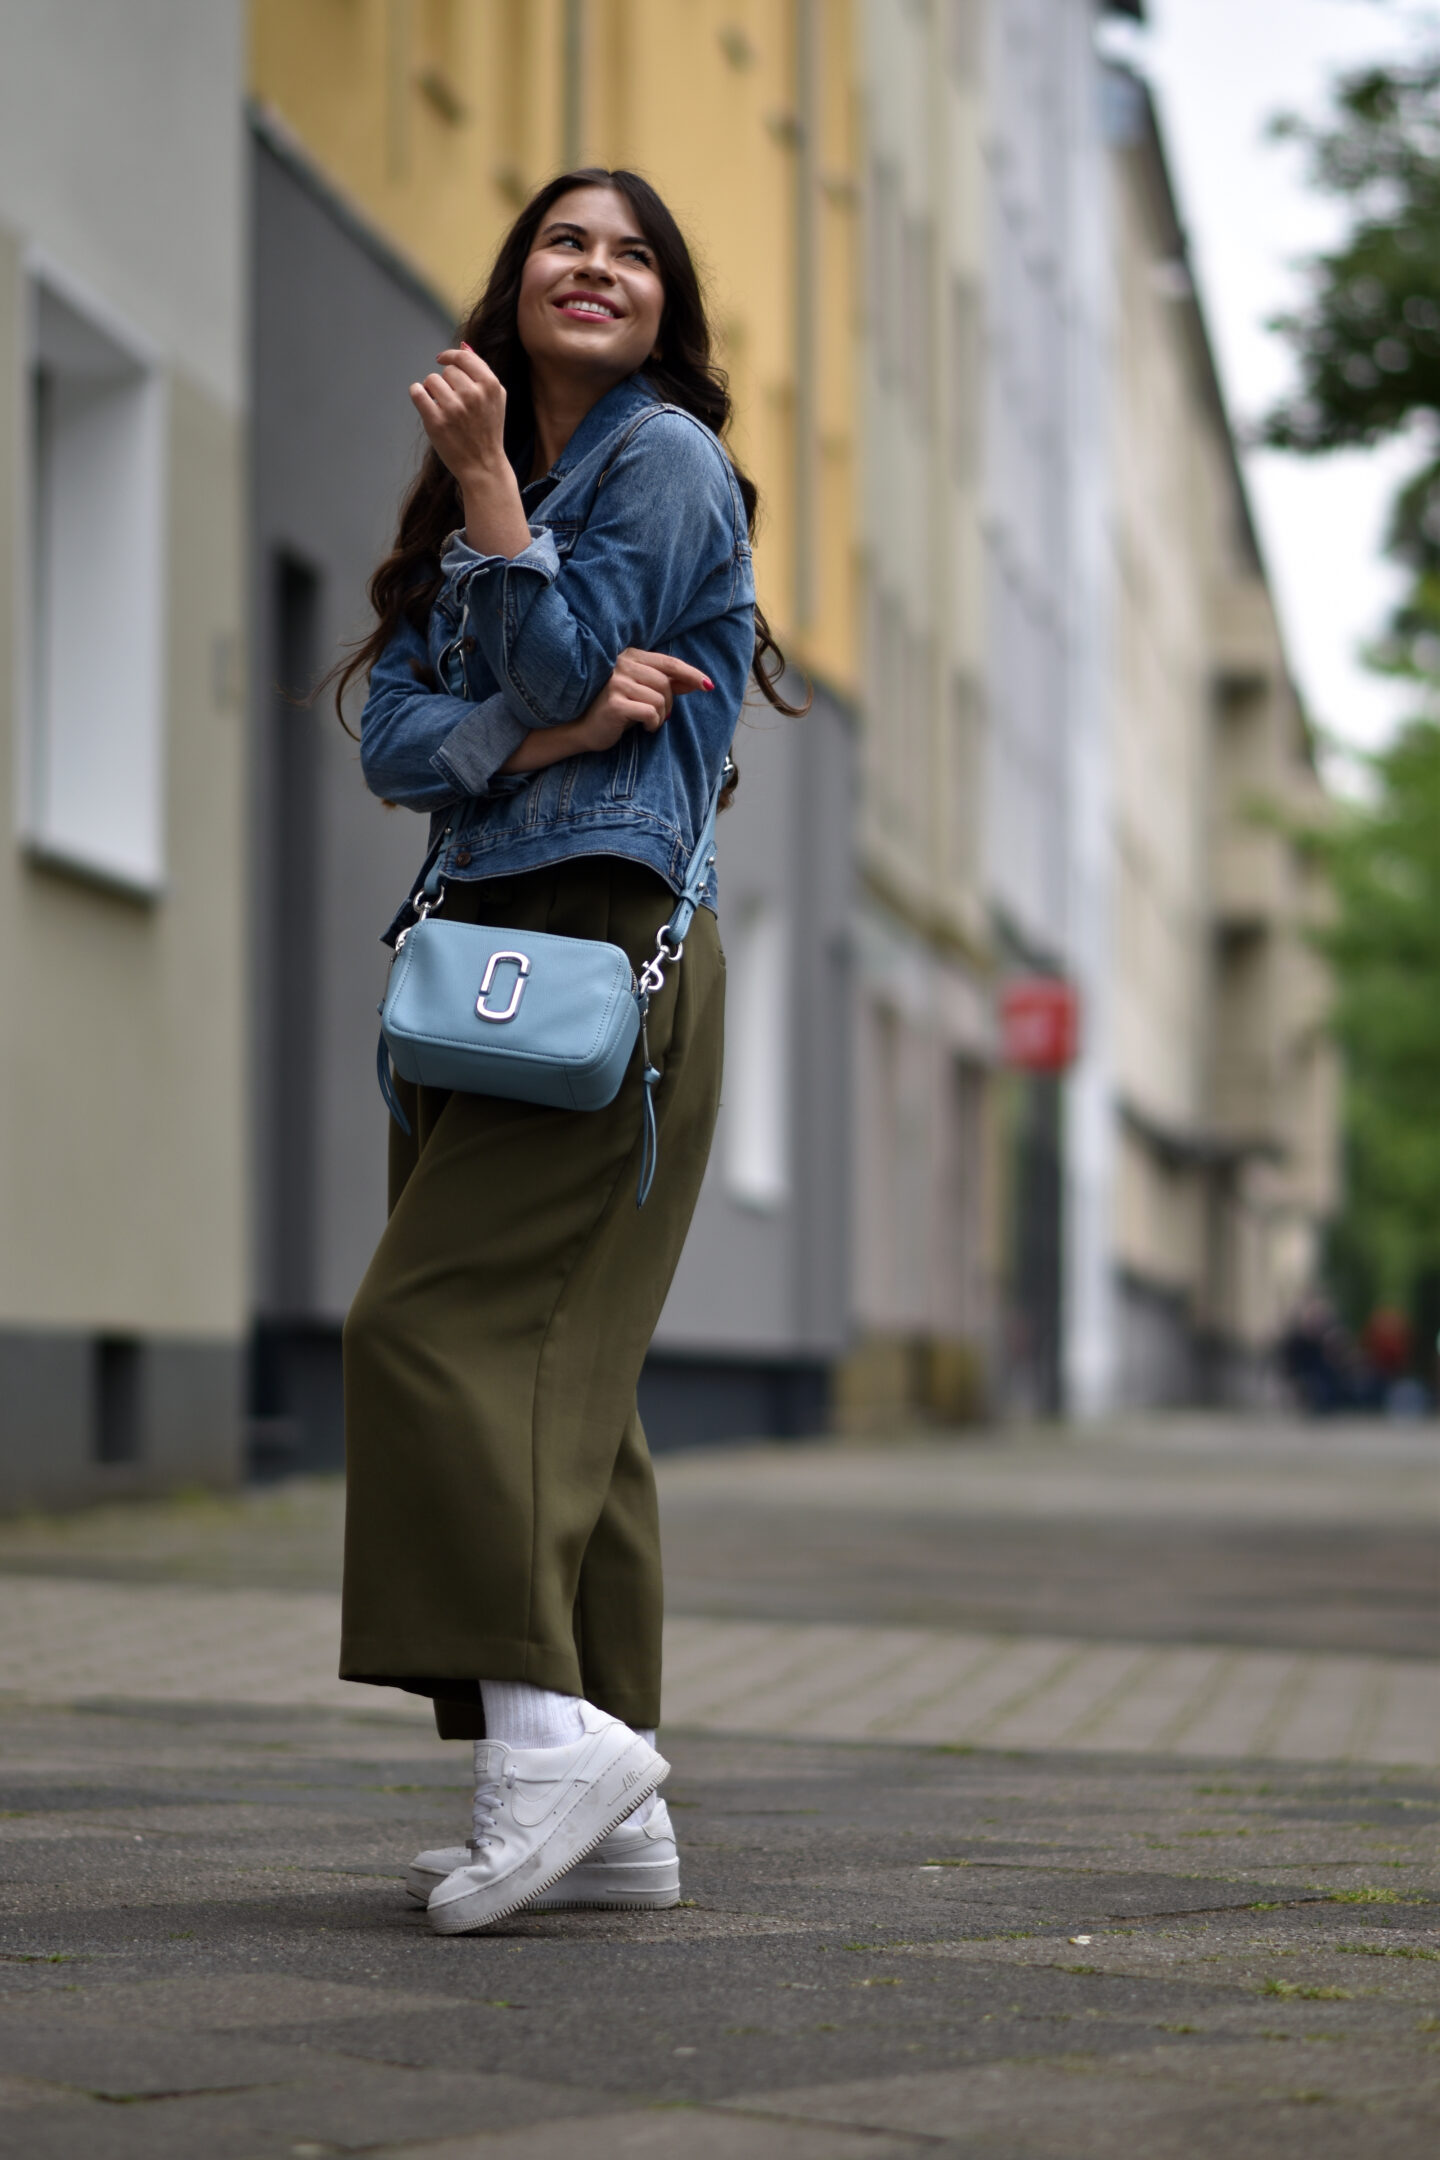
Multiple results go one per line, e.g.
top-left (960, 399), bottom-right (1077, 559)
top-left (19, 251), bottom-right (168, 897)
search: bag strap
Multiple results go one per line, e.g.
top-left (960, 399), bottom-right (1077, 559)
top-left (646, 752), bottom-right (732, 977)
top-left (629, 748), bottom-right (732, 1208)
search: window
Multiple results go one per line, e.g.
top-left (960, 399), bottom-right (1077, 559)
top-left (868, 585), bottom-right (905, 830)
top-left (871, 165), bottom-right (935, 429)
top-left (901, 210), bottom-right (934, 424)
top-left (949, 1057), bottom-right (988, 1336)
top-left (724, 896), bottom-right (791, 1211)
top-left (26, 262), bottom-right (166, 893)
top-left (950, 275), bottom-right (981, 485)
top-left (951, 668), bottom-right (983, 893)
top-left (94, 1336), bottom-right (141, 1465)
top-left (871, 159), bottom-right (902, 391)
top-left (949, 0), bottom-right (982, 82)
top-left (266, 554), bottom-right (324, 1312)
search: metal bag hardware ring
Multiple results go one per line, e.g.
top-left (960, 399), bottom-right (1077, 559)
top-left (476, 950), bottom-right (531, 1023)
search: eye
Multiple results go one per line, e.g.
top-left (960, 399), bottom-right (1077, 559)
top-left (623, 246), bottom-right (654, 267)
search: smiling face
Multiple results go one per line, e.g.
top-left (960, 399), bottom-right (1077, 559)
top-left (516, 185), bottom-right (666, 393)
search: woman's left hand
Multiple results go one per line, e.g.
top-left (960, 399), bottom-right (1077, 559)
top-left (409, 346), bottom-right (507, 487)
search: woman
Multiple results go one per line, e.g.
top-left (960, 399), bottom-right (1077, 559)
top-left (336, 169), bottom-right (798, 1935)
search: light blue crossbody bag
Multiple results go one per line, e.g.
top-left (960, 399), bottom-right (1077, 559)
top-left (375, 753), bottom-right (732, 1206)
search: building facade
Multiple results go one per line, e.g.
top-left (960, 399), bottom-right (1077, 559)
top-left (1104, 65), bottom-right (1338, 1402)
top-left (849, 0), bottom-right (1124, 1426)
top-left (0, 0), bottom-right (250, 1508)
top-left (247, 0), bottom-right (859, 1451)
top-left (852, 0), bottom-right (1335, 1421)
top-left (843, 0), bottom-right (995, 1429)
top-left (0, 2), bottom-right (1342, 1514)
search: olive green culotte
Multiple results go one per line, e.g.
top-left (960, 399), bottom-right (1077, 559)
top-left (339, 857), bottom-right (724, 1737)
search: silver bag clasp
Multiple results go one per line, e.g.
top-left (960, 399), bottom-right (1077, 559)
top-left (475, 949), bottom-right (531, 1023)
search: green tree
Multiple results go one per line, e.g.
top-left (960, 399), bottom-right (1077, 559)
top-left (1318, 722), bottom-right (1440, 1316)
top-left (1265, 54), bottom-right (1440, 1332)
top-left (1266, 56), bottom-right (1440, 669)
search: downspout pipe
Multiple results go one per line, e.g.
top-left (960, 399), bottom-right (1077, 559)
top-left (563, 0), bottom-right (585, 167)
top-left (793, 0), bottom-right (818, 634)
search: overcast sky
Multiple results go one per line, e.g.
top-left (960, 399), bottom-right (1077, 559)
top-left (1106, 0), bottom-right (1437, 765)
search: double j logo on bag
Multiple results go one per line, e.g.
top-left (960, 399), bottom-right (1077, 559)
top-left (475, 950), bottom-right (531, 1024)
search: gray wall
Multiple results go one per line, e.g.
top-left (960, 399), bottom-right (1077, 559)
top-left (0, 1330), bottom-right (242, 1512)
top-left (248, 119), bottom-right (454, 1467)
top-left (647, 680), bottom-right (854, 1442)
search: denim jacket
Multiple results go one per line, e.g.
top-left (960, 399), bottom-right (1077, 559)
top-left (359, 375), bottom-right (755, 936)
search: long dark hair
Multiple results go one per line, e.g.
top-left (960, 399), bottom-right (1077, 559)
top-left (332, 167), bottom-right (805, 764)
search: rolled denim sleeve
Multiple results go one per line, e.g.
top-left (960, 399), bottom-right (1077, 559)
top-left (440, 524), bottom-right (561, 601)
top-left (359, 615), bottom-right (530, 809)
top-left (430, 691), bottom-right (529, 795)
top-left (438, 524), bottom-right (569, 726)
top-left (440, 412), bottom-right (742, 727)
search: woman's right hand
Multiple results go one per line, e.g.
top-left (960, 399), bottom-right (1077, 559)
top-left (497, 650), bottom-right (712, 774)
top-left (570, 648), bottom-right (713, 752)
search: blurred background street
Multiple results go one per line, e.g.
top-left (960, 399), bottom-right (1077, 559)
top-left (1, 1416), bottom-right (1438, 2155)
top-left (0, 1417), bottom-right (1436, 1755)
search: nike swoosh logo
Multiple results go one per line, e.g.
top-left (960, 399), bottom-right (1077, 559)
top-left (509, 1768), bottom-right (598, 1829)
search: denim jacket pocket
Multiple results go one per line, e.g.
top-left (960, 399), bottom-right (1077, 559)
top-left (608, 732), bottom-right (639, 802)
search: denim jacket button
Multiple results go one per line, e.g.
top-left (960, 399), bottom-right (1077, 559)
top-left (452, 848), bottom-right (472, 868)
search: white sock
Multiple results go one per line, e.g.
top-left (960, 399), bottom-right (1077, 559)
top-left (479, 1680), bottom-right (585, 1750)
top-left (475, 1694), bottom-right (661, 1827)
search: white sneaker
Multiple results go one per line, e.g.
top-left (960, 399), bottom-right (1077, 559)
top-left (406, 1796), bottom-right (680, 1910)
top-left (425, 1703), bottom-right (668, 1935)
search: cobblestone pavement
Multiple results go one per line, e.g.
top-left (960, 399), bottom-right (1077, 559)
top-left (0, 1416), bottom-right (1436, 2156)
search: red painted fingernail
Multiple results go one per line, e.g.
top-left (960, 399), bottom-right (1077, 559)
top-left (461, 340), bottom-right (473, 350)
top-left (702, 676), bottom-right (714, 691)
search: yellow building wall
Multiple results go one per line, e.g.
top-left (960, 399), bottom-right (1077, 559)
top-left (249, 0), bottom-right (859, 696)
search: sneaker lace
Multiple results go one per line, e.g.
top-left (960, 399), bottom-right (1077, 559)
top-left (470, 1764), bottom-right (516, 1853)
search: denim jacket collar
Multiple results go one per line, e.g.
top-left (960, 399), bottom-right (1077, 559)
top-left (515, 373), bottom-right (661, 500)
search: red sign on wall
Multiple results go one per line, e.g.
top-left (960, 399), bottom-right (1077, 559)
top-left (1000, 977), bottom-right (1080, 1072)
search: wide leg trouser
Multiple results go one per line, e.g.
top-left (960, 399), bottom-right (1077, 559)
top-left (339, 858), bottom-right (724, 1738)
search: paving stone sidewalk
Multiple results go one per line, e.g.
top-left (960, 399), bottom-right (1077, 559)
top-left (0, 1416), bottom-right (1433, 1764)
top-left (0, 1581), bottom-right (1433, 1768)
top-left (0, 1415), bottom-right (1436, 2156)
